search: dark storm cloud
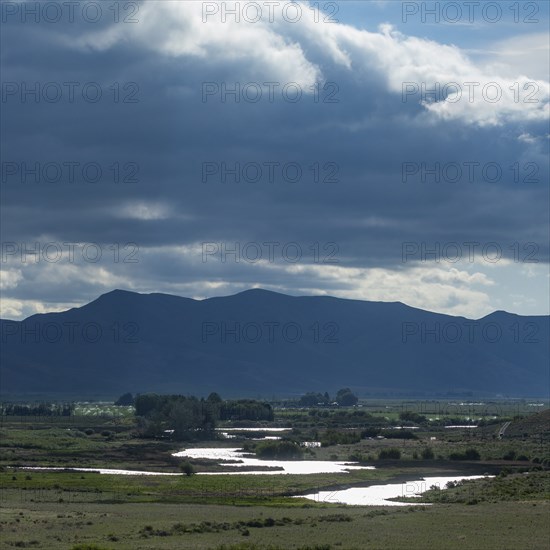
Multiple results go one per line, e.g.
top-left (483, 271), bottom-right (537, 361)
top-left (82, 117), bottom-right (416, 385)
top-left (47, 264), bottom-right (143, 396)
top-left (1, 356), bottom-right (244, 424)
top-left (1, 1), bottom-right (548, 317)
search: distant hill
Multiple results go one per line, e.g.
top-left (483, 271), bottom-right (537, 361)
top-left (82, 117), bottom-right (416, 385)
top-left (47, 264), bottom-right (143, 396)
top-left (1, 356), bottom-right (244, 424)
top-left (504, 409), bottom-right (550, 438)
top-left (0, 289), bottom-right (548, 398)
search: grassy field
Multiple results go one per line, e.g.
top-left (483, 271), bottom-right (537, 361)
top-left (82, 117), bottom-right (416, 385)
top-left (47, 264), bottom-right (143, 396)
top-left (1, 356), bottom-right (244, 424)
top-left (1, 499), bottom-right (548, 549)
top-left (1, 401), bottom-right (548, 549)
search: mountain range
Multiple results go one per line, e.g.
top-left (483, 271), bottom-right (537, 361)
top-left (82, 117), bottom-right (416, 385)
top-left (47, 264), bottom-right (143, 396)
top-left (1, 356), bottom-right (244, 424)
top-left (1, 289), bottom-right (548, 398)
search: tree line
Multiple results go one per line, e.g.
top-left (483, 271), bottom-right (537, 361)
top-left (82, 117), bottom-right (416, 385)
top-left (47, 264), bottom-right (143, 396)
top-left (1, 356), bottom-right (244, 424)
top-left (0, 402), bottom-right (74, 416)
top-left (298, 388), bottom-right (359, 407)
top-left (132, 392), bottom-right (273, 440)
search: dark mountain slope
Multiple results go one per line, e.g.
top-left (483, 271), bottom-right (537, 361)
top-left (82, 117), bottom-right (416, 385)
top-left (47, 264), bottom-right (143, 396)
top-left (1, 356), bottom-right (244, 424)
top-left (1, 289), bottom-right (548, 397)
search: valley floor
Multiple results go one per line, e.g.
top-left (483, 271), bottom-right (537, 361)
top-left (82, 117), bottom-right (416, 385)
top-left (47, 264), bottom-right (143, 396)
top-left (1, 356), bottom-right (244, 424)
top-left (1, 402), bottom-right (548, 550)
top-left (1, 499), bottom-right (549, 550)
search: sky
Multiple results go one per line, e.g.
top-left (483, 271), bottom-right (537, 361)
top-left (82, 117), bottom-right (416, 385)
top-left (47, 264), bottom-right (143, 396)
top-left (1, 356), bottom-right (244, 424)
top-left (0, 0), bottom-right (549, 320)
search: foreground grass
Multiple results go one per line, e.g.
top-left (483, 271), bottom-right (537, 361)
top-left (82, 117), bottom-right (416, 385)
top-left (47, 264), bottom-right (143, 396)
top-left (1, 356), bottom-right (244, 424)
top-left (0, 499), bottom-right (548, 549)
top-left (0, 424), bottom-right (183, 472)
top-left (0, 468), bottom-right (396, 506)
top-left (410, 470), bottom-right (550, 504)
top-left (2, 469), bottom-right (549, 549)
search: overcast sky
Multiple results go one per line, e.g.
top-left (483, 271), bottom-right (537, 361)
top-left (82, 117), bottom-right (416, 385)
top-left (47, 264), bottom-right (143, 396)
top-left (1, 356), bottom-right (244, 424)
top-left (1, 0), bottom-right (549, 320)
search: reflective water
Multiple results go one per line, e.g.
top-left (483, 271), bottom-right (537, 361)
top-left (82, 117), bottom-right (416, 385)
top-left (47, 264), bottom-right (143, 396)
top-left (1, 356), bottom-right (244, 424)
top-left (219, 433), bottom-right (282, 440)
top-left (298, 475), bottom-right (491, 506)
top-left (172, 447), bottom-right (375, 475)
top-left (215, 428), bottom-right (291, 432)
top-left (20, 466), bottom-right (180, 476)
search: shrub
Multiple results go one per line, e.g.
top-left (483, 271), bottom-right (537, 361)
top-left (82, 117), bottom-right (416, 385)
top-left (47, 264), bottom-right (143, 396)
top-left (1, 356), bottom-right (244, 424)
top-left (180, 462), bottom-right (195, 476)
top-left (449, 448), bottom-right (480, 461)
top-left (378, 448), bottom-right (401, 460)
top-left (464, 448), bottom-right (481, 460)
top-left (421, 447), bottom-right (435, 460)
top-left (445, 480), bottom-right (461, 489)
top-left (399, 411), bottom-right (427, 423)
top-left (361, 427), bottom-right (381, 438)
top-left (321, 429), bottom-right (361, 446)
top-left (384, 430), bottom-right (418, 440)
top-left (71, 545), bottom-right (114, 550)
top-left (256, 440), bottom-right (302, 460)
top-left (348, 452), bottom-right (364, 462)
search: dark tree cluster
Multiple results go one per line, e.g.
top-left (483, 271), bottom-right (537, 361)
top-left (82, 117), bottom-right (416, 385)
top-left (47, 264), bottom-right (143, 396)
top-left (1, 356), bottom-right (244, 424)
top-left (298, 388), bottom-right (358, 407)
top-left (219, 399), bottom-right (274, 421)
top-left (1, 402), bottom-right (74, 417)
top-left (255, 440), bottom-right (302, 460)
top-left (134, 393), bottom-right (273, 440)
top-left (114, 392), bottom-right (134, 406)
top-left (298, 392), bottom-right (331, 407)
top-left (335, 388), bottom-right (359, 406)
top-left (135, 394), bottom-right (217, 440)
top-left (399, 411), bottom-right (427, 423)
top-left (320, 429), bottom-right (361, 446)
top-left (449, 448), bottom-right (481, 461)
